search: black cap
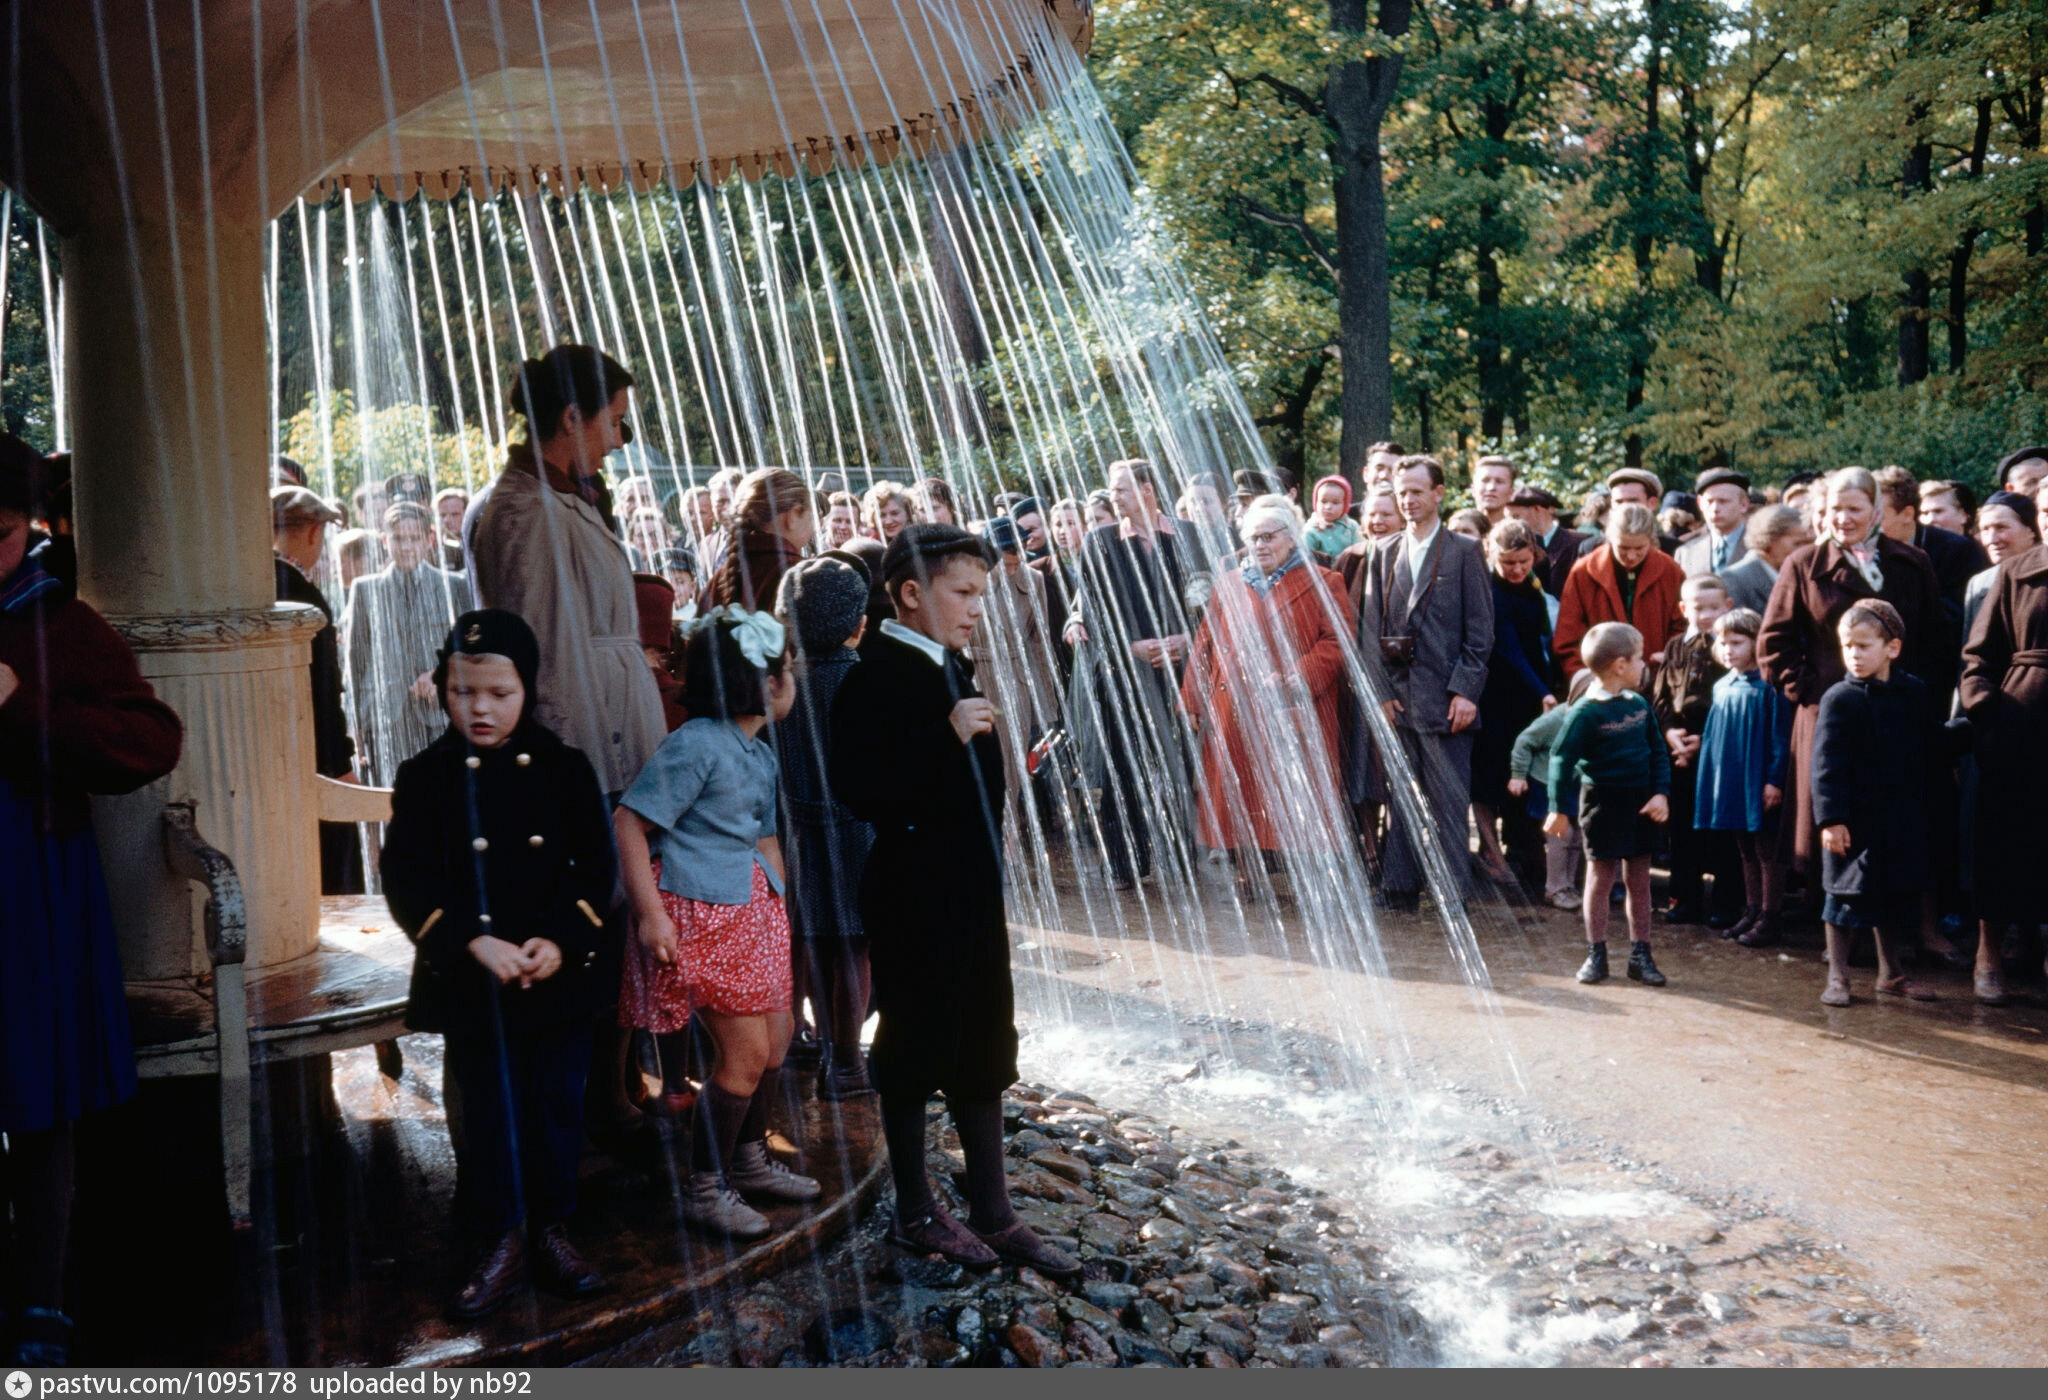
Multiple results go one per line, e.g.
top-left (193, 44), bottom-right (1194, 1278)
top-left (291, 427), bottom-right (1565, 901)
top-left (1008, 495), bottom-right (1043, 521)
top-left (653, 545), bottom-right (699, 577)
top-left (984, 515), bottom-right (1023, 555)
top-left (1696, 466), bottom-right (1750, 493)
top-left (436, 609), bottom-right (541, 707)
top-left (1998, 446), bottom-right (2048, 486)
top-left (881, 521), bottom-right (998, 587)
top-left (1661, 490), bottom-right (1698, 515)
top-left (1508, 485), bottom-right (1562, 510)
top-left (1233, 469), bottom-right (1285, 497)
top-left (1984, 489), bottom-right (2039, 537)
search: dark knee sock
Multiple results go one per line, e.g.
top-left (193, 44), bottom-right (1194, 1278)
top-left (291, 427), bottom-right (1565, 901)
top-left (690, 1081), bottom-right (753, 1176)
top-left (6, 1124), bottom-right (75, 1310)
top-left (737, 1066), bottom-right (784, 1146)
top-left (880, 1094), bottom-right (936, 1221)
top-left (949, 1098), bottom-right (1016, 1234)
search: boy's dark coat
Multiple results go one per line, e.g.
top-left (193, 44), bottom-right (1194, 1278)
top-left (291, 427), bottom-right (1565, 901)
top-left (830, 628), bottom-right (1017, 1101)
top-left (1809, 673), bottom-right (1944, 899)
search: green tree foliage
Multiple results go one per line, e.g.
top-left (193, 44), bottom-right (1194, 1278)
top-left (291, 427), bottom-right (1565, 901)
top-left (1094, 0), bottom-right (2048, 498)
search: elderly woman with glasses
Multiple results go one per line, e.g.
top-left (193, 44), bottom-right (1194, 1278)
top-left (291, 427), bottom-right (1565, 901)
top-left (1179, 494), bottom-right (1356, 895)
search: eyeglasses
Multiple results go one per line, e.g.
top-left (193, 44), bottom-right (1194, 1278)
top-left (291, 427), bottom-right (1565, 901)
top-left (1247, 529), bottom-right (1290, 547)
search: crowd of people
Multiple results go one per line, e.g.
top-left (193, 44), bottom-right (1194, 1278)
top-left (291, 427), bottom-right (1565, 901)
top-left (7, 335), bottom-right (2048, 1353)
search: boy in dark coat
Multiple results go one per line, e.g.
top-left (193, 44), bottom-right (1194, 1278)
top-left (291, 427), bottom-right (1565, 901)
top-left (381, 610), bottom-right (618, 1320)
top-left (1648, 574), bottom-right (1736, 926)
top-left (1811, 600), bottom-right (1950, 1007)
top-left (831, 524), bottom-right (1079, 1278)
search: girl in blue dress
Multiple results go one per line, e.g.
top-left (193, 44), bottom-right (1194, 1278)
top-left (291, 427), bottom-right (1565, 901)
top-left (1693, 608), bottom-right (1793, 946)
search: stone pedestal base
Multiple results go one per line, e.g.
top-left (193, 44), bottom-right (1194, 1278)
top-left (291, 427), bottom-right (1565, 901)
top-left (97, 604), bottom-right (328, 977)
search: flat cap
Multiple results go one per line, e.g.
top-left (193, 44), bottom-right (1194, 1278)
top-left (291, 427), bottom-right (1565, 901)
top-left (1605, 467), bottom-right (1663, 497)
top-left (1695, 466), bottom-right (1751, 493)
top-left (1508, 485), bottom-right (1562, 510)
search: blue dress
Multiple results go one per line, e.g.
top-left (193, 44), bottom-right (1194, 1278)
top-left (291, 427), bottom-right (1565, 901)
top-left (1694, 670), bottom-right (1792, 833)
top-left (1, 773), bottom-right (138, 1134)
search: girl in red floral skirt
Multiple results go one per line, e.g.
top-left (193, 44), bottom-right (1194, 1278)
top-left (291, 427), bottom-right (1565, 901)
top-left (614, 607), bottom-right (819, 1239)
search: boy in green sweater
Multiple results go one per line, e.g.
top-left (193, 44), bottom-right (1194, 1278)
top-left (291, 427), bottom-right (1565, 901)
top-left (1542, 622), bottom-right (1672, 986)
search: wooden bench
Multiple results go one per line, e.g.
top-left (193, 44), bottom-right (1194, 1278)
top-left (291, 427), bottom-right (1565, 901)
top-left (131, 778), bottom-right (406, 1228)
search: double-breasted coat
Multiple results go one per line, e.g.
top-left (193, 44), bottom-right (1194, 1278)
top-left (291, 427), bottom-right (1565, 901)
top-left (1810, 673), bottom-right (1944, 900)
top-left (380, 722), bottom-right (618, 1038)
top-left (1179, 556), bottom-right (1354, 852)
top-left (1958, 544), bottom-right (2048, 924)
top-left (1757, 534), bottom-right (1942, 868)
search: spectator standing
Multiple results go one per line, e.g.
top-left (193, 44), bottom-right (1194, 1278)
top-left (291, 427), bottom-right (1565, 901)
top-left (1874, 465), bottom-right (1988, 627)
top-left (1674, 468), bottom-right (1752, 578)
top-left (1355, 456), bottom-right (1495, 909)
top-left (1553, 504), bottom-right (1686, 676)
top-left (1811, 601), bottom-right (1946, 1006)
top-left (914, 477), bottom-right (959, 527)
top-left (1472, 519), bottom-right (1554, 889)
top-left (1509, 670), bottom-right (1597, 909)
top-left (1604, 468), bottom-right (1681, 554)
top-left (1758, 466), bottom-right (1943, 878)
top-left (1649, 575), bottom-right (1735, 927)
top-left (272, 486), bottom-right (361, 893)
top-left (1958, 496), bottom-right (2048, 1005)
top-left (1179, 496), bottom-right (1355, 896)
top-left (1508, 486), bottom-right (1589, 599)
top-left (1919, 480), bottom-right (1975, 538)
top-left (862, 481), bottom-right (916, 544)
top-left (967, 515), bottom-right (1063, 839)
top-left (1694, 608), bottom-right (1793, 946)
top-left (434, 487), bottom-right (469, 572)
top-left (1, 439), bottom-right (184, 1366)
top-left (1063, 460), bottom-right (1198, 891)
top-left (1996, 445), bottom-right (2048, 498)
top-left (1471, 455), bottom-right (1517, 528)
top-left (343, 501), bottom-right (465, 786)
top-left (468, 347), bottom-right (665, 802)
top-left (705, 468), bottom-right (815, 613)
top-left (1720, 505), bottom-right (1813, 616)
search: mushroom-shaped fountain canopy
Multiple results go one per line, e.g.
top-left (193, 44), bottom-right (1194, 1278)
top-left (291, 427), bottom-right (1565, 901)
top-left (1, 0), bottom-right (1096, 227)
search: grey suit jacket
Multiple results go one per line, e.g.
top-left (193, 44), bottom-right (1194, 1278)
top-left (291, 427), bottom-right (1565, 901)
top-left (1718, 552), bottom-right (1778, 616)
top-left (1674, 527), bottom-right (1749, 580)
top-left (1356, 527), bottom-right (1495, 734)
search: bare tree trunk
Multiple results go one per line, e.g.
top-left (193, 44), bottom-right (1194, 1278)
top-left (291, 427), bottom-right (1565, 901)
top-left (1626, 0), bottom-right (1665, 469)
top-left (1898, 136), bottom-right (1932, 388)
top-left (1327, 0), bottom-right (1414, 484)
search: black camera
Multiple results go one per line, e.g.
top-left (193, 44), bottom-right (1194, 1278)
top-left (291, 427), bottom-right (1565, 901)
top-left (1380, 635), bottom-right (1418, 669)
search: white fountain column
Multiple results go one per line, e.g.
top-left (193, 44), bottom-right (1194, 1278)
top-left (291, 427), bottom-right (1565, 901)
top-left (66, 207), bottom-right (325, 977)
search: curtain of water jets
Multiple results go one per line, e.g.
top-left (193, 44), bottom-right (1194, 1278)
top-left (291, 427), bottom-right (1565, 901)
top-left (1, 0), bottom-right (1545, 1353)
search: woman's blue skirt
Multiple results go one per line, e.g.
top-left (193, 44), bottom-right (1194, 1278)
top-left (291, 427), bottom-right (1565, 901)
top-left (2, 775), bottom-right (137, 1134)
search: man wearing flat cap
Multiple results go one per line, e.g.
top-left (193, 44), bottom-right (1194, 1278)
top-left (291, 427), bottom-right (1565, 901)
top-left (1674, 467), bottom-right (1753, 580)
top-left (272, 484), bottom-right (361, 892)
top-left (1606, 468), bottom-right (1682, 555)
top-left (1508, 485), bottom-right (1589, 597)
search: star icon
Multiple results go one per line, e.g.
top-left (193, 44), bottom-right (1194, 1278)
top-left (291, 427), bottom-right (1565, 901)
top-left (6, 1371), bottom-right (33, 1398)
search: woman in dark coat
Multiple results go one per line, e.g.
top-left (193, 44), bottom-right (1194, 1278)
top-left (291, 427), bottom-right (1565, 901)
top-left (1959, 539), bottom-right (2048, 1004)
top-left (1758, 467), bottom-right (1943, 876)
top-left (1473, 519), bottom-right (1555, 887)
top-left (0, 436), bottom-right (183, 1365)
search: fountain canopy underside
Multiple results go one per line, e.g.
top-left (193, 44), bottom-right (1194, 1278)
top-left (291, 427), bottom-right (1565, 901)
top-left (4, 0), bottom-right (1094, 228)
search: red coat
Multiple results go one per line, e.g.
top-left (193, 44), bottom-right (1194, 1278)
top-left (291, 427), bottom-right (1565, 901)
top-left (0, 584), bottom-right (183, 836)
top-left (1553, 543), bottom-right (1686, 675)
top-left (1179, 561), bottom-right (1354, 852)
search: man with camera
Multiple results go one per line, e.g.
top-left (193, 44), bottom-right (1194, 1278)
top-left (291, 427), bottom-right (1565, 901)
top-left (1355, 456), bottom-right (1496, 910)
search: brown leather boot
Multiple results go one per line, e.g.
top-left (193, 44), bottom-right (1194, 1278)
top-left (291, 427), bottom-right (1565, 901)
top-left (530, 1222), bottom-right (607, 1299)
top-left (449, 1228), bottom-right (526, 1320)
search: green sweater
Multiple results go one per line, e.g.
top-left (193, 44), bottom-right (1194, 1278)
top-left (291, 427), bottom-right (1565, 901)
top-left (1509, 701), bottom-right (1577, 784)
top-left (1546, 690), bottom-right (1671, 814)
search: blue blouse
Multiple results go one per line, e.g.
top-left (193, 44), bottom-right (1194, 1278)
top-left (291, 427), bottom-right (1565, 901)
top-left (1694, 669), bottom-right (1793, 833)
top-left (620, 717), bottom-right (782, 905)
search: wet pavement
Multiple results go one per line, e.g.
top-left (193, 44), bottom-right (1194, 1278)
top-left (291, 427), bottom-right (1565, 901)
top-left (1002, 875), bottom-right (2048, 1367)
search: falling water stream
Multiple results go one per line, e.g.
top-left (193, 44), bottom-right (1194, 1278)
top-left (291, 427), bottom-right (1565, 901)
top-left (0, 0), bottom-right (1641, 1365)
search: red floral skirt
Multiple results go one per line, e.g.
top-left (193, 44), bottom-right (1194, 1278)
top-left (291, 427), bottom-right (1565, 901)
top-left (618, 861), bottom-right (791, 1030)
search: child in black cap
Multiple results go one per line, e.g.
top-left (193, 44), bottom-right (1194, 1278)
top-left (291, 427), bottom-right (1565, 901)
top-left (380, 609), bottom-right (618, 1320)
top-left (775, 556), bottom-right (877, 1101)
top-left (830, 523), bottom-right (1081, 1277)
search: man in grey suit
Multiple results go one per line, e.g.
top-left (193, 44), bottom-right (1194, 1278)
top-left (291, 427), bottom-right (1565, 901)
top-left (1673, 467), bottom-right (1754, 579)
top-left (1358, 456), bottom-right (1496, 908)
top-left (1718, 504), bottom-right (1813, 615)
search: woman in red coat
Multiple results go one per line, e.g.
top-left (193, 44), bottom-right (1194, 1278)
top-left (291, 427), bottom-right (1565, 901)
top-left (0, 436), bottom-right (183, 1365)
top-left (1553, 503), bottom-right (1686, 675)
top-left (1758, 466), bottom-right (1943, 876)
top-left (1180, 496), bottom-right (1355, 893)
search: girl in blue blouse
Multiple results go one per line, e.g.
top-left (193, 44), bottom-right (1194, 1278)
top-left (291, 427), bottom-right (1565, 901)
top-left (614, 608), bottom-right (820, 1240)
